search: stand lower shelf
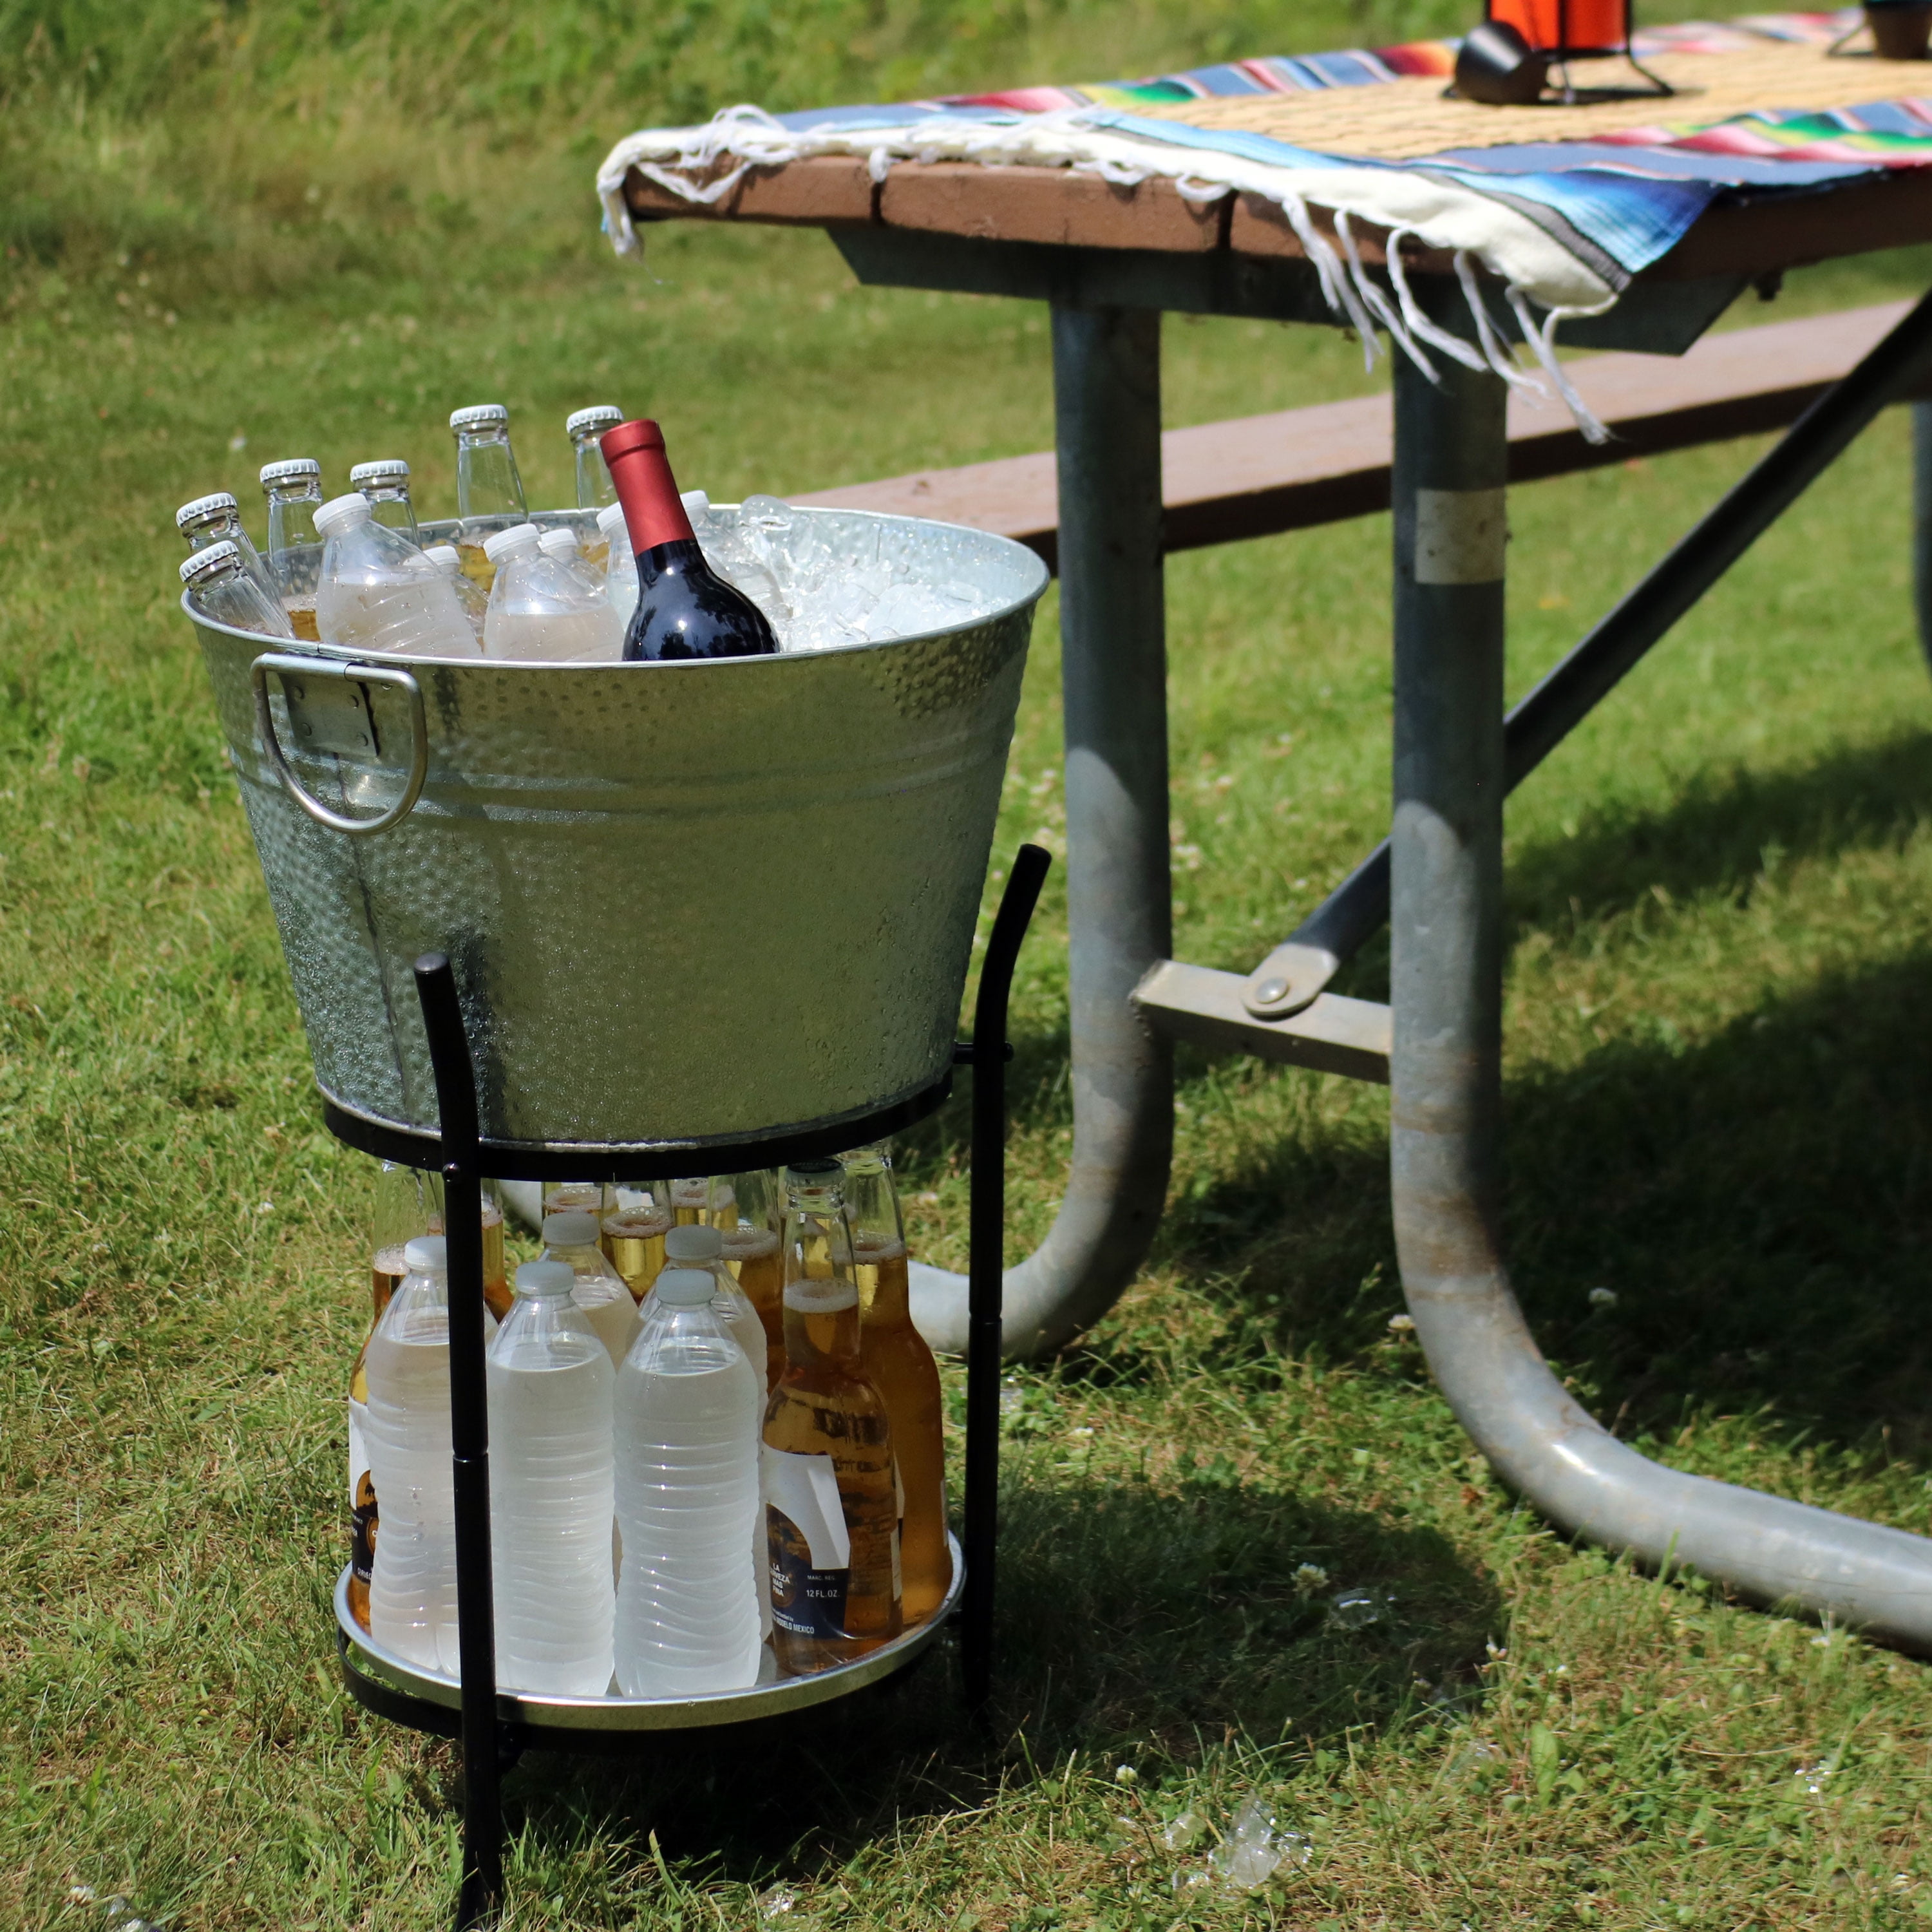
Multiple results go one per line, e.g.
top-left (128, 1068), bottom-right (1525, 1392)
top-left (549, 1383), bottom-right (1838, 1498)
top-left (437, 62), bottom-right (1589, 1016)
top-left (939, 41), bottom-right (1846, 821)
top-left (337, 1533), bottom-right (964, 1740)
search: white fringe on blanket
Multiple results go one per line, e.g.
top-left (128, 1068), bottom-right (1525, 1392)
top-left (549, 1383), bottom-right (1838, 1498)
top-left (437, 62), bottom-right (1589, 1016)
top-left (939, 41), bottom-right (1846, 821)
top-left (596, 104), bottom-right (1616, 442)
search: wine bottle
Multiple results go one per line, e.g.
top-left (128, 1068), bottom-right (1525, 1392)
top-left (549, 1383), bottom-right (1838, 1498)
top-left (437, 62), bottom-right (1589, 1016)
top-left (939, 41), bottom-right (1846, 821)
top-left (601, 419), bottom-right (778, 661)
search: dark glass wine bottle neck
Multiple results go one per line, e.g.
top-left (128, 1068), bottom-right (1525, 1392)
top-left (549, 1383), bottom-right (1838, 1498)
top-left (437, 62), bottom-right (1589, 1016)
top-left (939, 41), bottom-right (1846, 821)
top-left (637, 538), bottom-right (705, 585)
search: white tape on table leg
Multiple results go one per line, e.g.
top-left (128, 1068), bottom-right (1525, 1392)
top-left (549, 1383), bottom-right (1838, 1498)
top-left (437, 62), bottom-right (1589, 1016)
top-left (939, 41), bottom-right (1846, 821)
top-left (1414, 487), bottom-right (1508, 585)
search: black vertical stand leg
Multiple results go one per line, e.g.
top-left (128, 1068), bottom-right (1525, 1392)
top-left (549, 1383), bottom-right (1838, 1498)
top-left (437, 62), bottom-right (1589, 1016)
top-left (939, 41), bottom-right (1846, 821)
top-left (961, 845), bottom-right (1051, 1718)
top-left (413, 954), bottom-right (504, 1931)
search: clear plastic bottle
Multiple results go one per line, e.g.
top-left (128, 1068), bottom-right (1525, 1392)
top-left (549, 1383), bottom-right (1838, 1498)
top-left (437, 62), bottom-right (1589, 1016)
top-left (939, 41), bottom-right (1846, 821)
top-left (314, 492), bottom-right (480, 659)
top-left (599, 502), bottom-right (639, 629)
top-left (601, 1183), bottom-right (672, 1302)
top-left (685, 491), bottom-right (788, 629)
top-left (176, 492), bottom-right (279, 605)
top-left (538, 524), bottom-right (607, 598)
top-left (652, 1223), bottom-right (766, 1370)
top-left (350, 459), bottom-right (420, 542)
top-left (567, 405), bottom-right (624, 513)
top-left (179, 543), bottom-right (296, 638)
top-left (481, 522), bottom-right (625, 663)
top-left (541, 1210), bottom-right (641, 1367)
top-left (422, 544), bottom-right (490, 639)
top-left (843, 1141), bottom-right (950, 1622)
top-left (451, 403), bottom-right (527, 594)
top-left (350, 1164), bottom-right (446, 1632)
top-left (717, 1169), bottom-right (785, 1392)
top-left (612, 1267), bottom-right (763, 1695)
top-left (260, 458), bottom-right (326, 639)
top-left (487, 1259), bottom-right (616, 1694)
top-left (762, 1160), bottom-right (901, 1674)
top-left (365, 1235), bottom-right (498, 1674)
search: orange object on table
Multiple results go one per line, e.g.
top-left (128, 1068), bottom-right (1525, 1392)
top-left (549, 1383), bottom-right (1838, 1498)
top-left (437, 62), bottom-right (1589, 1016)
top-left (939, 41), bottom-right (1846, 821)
top-left (1488, 0), bottom-right (1630, 54)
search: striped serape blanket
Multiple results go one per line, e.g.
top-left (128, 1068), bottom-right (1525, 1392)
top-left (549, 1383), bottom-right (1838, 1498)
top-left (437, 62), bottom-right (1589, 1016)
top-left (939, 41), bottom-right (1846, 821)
top-left (597, 10), bottom-right (1932, 435)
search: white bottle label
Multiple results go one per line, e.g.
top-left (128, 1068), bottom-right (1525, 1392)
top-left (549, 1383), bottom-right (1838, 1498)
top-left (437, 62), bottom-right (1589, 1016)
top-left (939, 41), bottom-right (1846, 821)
top-left (761, 1447), bottom-right (848, 1569)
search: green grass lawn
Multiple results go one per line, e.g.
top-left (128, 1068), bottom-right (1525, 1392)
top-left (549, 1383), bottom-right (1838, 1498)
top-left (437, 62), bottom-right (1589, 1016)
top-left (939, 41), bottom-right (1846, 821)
top-left (8, 0), bottom-right (1932, 1926)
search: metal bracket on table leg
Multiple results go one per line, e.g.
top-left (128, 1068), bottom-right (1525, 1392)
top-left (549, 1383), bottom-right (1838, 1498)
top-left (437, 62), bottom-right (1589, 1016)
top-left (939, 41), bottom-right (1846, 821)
top-left (960, 846), bottom-right (1051, 1717)
top-left (1390, 310), bottom-right (1932, 1653)
top-left (412, 954), bottom-right (505, 1932)
top-left (911, 306), bottom-right (1173, 1365)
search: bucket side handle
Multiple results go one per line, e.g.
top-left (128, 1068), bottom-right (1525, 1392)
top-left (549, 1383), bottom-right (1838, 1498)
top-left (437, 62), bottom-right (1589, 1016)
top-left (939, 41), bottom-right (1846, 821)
top-left (249, 653), bottom-right (429, 837)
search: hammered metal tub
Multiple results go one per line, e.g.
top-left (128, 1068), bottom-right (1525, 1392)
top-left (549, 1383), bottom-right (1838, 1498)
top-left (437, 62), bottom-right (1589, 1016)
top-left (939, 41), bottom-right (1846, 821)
top-left (187, 508), bottom-right (1048, 1160)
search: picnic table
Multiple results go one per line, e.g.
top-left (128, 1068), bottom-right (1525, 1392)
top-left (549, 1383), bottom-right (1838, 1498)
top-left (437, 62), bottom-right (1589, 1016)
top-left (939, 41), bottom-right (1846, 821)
top-left (599, 12), bottom-right (1932, 1648)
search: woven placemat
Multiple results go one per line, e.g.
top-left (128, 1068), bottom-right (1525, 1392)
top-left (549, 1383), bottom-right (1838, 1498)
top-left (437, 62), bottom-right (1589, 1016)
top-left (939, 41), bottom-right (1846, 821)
top-left (1130, 39), bottom-right (1924, 160)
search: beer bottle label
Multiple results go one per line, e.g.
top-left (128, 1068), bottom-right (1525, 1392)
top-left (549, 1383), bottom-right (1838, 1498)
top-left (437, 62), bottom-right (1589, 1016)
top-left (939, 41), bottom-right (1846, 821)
top-left (348, 1397), bottom-right (377, 1587)
top-left (764, 1447), bottom-right (851, 1640)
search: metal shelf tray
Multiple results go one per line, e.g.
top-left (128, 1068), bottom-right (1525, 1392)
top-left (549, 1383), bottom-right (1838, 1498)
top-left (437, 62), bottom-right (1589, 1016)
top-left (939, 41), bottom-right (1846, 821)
top-left (336, 1533), bottom-right (963, 1741)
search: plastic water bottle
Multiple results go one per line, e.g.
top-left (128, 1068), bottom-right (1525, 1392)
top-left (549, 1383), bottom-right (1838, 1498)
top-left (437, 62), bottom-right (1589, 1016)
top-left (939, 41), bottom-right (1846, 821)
top-left (314, 492), bottom-right (479, 658)
top-left (653, 1223), bottom-right (767, 1370)
top-left (541, 1211), bottom-right (641, 1367)
top-left (598, 504), bottom-right (638, 629)
top-left (613, 1267), bottom-right (763, 1695)
top-left (350, 459), bottom-right (420, 541)
top-left (179, 543), bottom-right (294, 638)
top-left (538, 524), bottom-right (607, 597)
top-left (365, 1236), bottom-right (498, 1674)
top-left (422, 544), bottom-right (489, 638)
top-left (487, 1260), bottom-right (616, 1694)
top-left (482, 523), bottom-right (624, 662)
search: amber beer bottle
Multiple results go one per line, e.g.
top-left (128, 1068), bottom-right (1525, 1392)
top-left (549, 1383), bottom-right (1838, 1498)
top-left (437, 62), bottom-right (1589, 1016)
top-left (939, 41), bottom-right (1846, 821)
top-left (350, 1162), bottom-right (444, 1631)
top-left (762, 1160), bottom-right (901, 1673)
top-left (600, 419), bottom-right (778, 661)
top-left (601, 1184), bottom-right (673, 1303)
top-left (718, 1169), bottom-right (784, 1391)
top-left (843, 1142), bottom-right (951, 1622)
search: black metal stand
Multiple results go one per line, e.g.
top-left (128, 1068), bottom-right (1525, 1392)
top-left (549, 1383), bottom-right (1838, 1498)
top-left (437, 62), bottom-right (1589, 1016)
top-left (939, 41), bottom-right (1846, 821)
top-left (337, 848), bottom-right (1049, 1931)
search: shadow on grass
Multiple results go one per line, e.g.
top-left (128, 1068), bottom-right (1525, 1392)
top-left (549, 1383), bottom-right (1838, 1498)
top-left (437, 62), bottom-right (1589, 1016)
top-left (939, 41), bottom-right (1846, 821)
top-left (494, 1473), bottom-right (1497, 1880)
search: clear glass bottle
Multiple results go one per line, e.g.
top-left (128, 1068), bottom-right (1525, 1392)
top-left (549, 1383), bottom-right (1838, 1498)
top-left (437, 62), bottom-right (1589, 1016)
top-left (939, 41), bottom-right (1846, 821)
top-left (176, 491), bottom-right (279, 605)
top-left (350, 459), bottom-right (420, 542)
top-left (259, 457), bottom-right (325, 639)
top-left (348, 1162), bottom-right (446, 1633)
top-left (762, 1159), bottom-right (901, 1674)
top-left (843, 1141), bottom-right (950, 1621)
top-left (179, 543), bottom-right (295, 638)
top-left (601, 1182), bottom-right (673, 1302)
top-left (450, 403), bottom-right (527, 595)
top-left (716, 1168), bottom-right (784, 1391)
top-left (567, 404), bottom-right (624, 513)
top-left (543, 1180), bottom-right (610, 1220)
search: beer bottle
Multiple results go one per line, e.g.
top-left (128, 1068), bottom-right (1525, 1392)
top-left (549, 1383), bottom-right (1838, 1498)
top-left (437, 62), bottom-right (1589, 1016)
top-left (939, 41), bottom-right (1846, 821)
top-left (716, 1168), bottom-right (784, 1391)
top-left (567, 404), bottom-right (624, 513)
top-left (762, 1160), bottom-right (901, 1674)
top-left (258, 457), bottom-right (325, 639)
top-left (176, 491), bottom-right (279, 607)
top-left (450, 402), bottom-right (528, 594)
top-left (843, 1141), bottom-right (951, 1622)
top-left (601, 1183), bottom-right (673, 1303)
top-left (349, 459), bottom-right (420, 541)
top-left (349, 1162), bottom-right (444, 1632)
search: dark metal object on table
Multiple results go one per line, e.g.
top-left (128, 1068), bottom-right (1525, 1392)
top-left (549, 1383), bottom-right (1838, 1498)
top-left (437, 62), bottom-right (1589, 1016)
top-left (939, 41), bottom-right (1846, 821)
top-left (1834, 3), bottom-right (1932, 61)
top-left (1453, 21), bottom-right (1550, 104)
top-left (1474, 0), bottom-right (1673, 100)
top-left (961, 842), bottom-right (1052, 1714)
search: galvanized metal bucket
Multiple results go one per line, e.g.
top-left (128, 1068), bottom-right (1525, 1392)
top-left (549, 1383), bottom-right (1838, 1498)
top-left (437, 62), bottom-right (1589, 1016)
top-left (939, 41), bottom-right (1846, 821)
top-left (187, 508), bottom-right (1048, 1160)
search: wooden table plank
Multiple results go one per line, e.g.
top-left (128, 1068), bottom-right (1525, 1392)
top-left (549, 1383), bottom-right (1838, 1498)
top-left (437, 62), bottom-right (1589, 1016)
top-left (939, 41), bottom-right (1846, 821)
top-left (791, 301), bottom-right (1917, 567)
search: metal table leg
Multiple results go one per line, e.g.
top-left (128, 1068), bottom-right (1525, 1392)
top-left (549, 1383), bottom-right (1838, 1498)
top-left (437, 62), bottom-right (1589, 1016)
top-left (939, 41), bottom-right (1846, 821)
top-left (912, 306), bottom-right (1173, 1358)
top-left (1914, 399), bottom-right (1932, 682)
top-left (1392, 334), bottom-right (1932, 1650)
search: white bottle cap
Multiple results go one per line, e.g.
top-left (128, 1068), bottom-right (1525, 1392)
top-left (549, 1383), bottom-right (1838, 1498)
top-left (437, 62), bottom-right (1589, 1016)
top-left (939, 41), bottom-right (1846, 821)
top-left (656, 1267), bottom-right (719, 1307)
top-left (536, 527), bottom-right (580, 560)
top-left (566, 404), bottom-right (624, 439)
top-left (596, 503), bottom-right (629, 541)
top-left (679, 489), bottom-right (710, 518)
top-left (542, 1210), bottom-right (600, 1246)
top-left (313, 492), bottom-right (374, 538)
top-left (403, 1235), bottom-right (448, 1273)
top-left (180, 542), bottom-right (240, 585)
top-left (176, 491), bottom-right (238, 530)
top-left (665, 1224), bottom-right (724, 1262)
top-left (483, 522), bottom-right (543, 565)
top-left (423, 544), bottom-right (461, 574)
top-left (260, 457), bottom-right (321, 487)
top-left (450, 403), bottom-right (509, 433)
top-left (350, 459), bottom-right (410, 486)
top-left (515, 1259), bottom-right (578, 1297)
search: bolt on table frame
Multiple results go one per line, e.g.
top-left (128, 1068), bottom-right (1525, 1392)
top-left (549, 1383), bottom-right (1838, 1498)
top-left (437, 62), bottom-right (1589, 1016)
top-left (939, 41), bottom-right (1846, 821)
top-left (325, 852), bottom-right (1048, 1931)
top-left (616, 169), bottom-right (1932, 1648)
